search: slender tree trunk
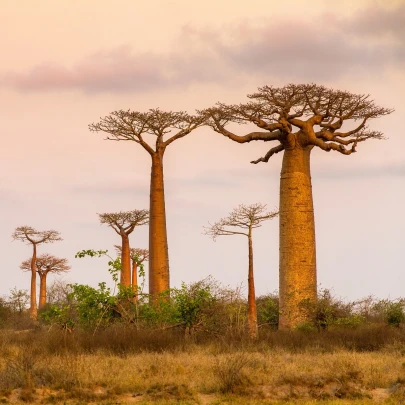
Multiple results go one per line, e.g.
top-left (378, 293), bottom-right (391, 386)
top-left (132, 259), bottom-right (138, 303)
top-left (279, 145), bottom-right (317, 329)
top-left (39, 273), bottom-right (47, 309)
top-left (149, 152), bottom-right (169, 299)
top-left (247, 231), bottom-right (258, 339)
top-left (30, 244), bottom-right (38, 319)
top-left (120, 233), bottom-right (131, 287)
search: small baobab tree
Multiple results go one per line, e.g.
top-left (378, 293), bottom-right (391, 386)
top-left (115, 245), bottom-right (149, 302)
top-left (20, 254), bottom-right (70, 308)
top-left (12, 226), bottom-right (62, 319)
top-left (99, 210), bottom-right (149, 288)
top-left (204, 203), bottom-right (278, 339)
top-left (90, 109), bottom-right (205, 298)
top-left (203, 84), bottom-right (393, 328)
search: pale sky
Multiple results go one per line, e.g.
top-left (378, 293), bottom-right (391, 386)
top-left (0, 0), bottom-right (404, 303)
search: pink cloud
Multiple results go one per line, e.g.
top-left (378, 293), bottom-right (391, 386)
top-left (1, 4), bottom-right (404, 93)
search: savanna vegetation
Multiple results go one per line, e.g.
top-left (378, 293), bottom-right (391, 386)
top-left (3, 84), bottom-right (395, 404)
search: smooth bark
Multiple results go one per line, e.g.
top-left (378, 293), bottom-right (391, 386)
top-left (279, 146), bottom-right (317, 328)
top-left (132, 259), bottom-right (138, 303)
top-left (247, 231), bottom-right (258, 339)
top-left (30, 244), bottom-right (38, 319)
top-left (149, 152), bottom-right (169, 299)
top-left (39, 272), bottom-right (47, 309)
top-left (120, 233), bottom-right (131, 287)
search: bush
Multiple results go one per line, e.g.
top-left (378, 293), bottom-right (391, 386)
top-left (257, 294), bottom-right (279, 329)
top-left (386, 301), bottom-right (405, 327)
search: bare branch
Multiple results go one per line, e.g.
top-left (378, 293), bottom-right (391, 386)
top-left (204, 203), bottom-right (279, 241)
top-left (201, 108), bottom-right (281, 143)
top-left (90, 108), bottom-right (204, 155)
top-left (250, 144), bottom-right (285, 164)
top-left (98, 210), bottom-right (149, 236)
top-left (20, 254), bottom-right (70, 276)
top-left (12, 226), bottom-right (62, 245)
top-left (115, 245), bottom-right (149, 262)
top-left (207, 83), bottom-right (393, 157)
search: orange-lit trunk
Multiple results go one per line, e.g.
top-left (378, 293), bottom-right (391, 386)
top-left (132, 259), bottom-right (138, 303)
top-left (149, 152), bottom-right (169, 299)
top-left (39, 273), bottom-right (47, 309)
top-left (247, 231), bottom-right (258, 339)
top-left (279, 146), bottom-right (317, 329)
top-left (120, 233), bottom-right (131, 287)
top-left (30, 244), bottom-right (38, 319)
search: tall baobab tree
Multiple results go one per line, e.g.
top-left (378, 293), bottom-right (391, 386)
top-left (20, 254), bottom-right (70, 309)
top-left (115, 245), bottom-right (149, 302)
top-left (90, 109), bottom-right (204, 298)
top-left (99, 210), bottom-right (149, 288)
top-left (205, 203), bottom-right (278, 339)
top-left (204, 84), bottom-right (393, 328)
top-left (12, 226), bottom-right (62, 319)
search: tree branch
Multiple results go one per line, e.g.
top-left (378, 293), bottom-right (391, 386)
top-left (250, 144), bottom-right (284, 164)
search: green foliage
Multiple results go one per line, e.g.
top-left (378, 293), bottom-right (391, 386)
top-left (40, 303), bottom-right (75, 331)
top-left (334, 314), bottom-right (366, 328)
top-left (68, 282), bottom-right (118, 329)
top-left (140, 291), bottom-right (178, 328)
top-left (386, 302), bottom-right (405, 327)
top-left (172, 280), bottom-right (216, 329)
top-left (373, 300), bottom-right (405, 327)
top-left (371, 299), bottom-right (405, 327)
top-left (298, 289), bottom-right (356, 331)
top-left (257, 294), bottom-right (279, 329)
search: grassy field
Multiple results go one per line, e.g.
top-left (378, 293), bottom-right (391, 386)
top-left (1, 326), bottom-right (405, 404)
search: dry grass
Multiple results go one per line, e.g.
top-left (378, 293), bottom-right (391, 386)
top-left (1, 328), bottom-right (405, 404)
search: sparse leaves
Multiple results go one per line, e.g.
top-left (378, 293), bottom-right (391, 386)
top-left (89, 108), bottom-right (205, 153)
top-left (115, 245), bottom-right (149, 263)
top-left (20, 254), bottom-right (70, 276)
top-left (204, 83), bottom-right (393, 162)
top-left (12, 226), bottom-right (62, 245)
top-left (204, 203), bottom-right (279, 241)
top-left (98, 210), bottom-right (149, 235)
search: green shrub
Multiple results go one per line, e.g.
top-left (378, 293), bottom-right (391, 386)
top-left (257, 294), bottom-right (279, 329)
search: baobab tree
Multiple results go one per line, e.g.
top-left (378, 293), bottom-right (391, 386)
top-left (12, 226), bottom-right (62, 318)
top-left (90, 109), bottom-right (204, 298)
top-left (20, 254), bottom-right (70, 308)
top-left (115, 245), bottom-right (149, 302)
top-left (204, 203), bottom-right (278, 339)
top-left (99, 210), bottom-right (149, 288)
top-left (204, 84), bottom-right (393, 328)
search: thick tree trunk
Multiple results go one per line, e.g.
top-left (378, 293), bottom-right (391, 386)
top-left (247, 232), bottom-right (258, 339)
top-left (279, 146), bottom-right (317, 329)
top-left (30, 244), bottom-right (38, 319)
top-left (39, 273), bottom-right (47, 309)
top-left (132, 259), bottom-right (138, 303)
top-left (120, 233), bottom-right (131, 287)
top-left (149, 152), bottom-right (169, 299)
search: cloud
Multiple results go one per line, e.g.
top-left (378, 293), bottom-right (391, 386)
top-left (338, 3), bottom-right (405, 41)
top-left (2, 47), bottom-right (169, 93)
top-left (1, 4), bottom-right (404, 93)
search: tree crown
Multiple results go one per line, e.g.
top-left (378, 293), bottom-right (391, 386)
top-left (114, 245), bottom-right (149, 262)
top-left (12, 226), bottom-right (62, 245)
top-left (20, 253), bottom-right (70, 275)
top-left (202, 83), bottom-right (393, 163)
top-left (98, 210), bottom-right (149, 236)
top-left (204, 203), bottom-right (279, 240)
top-left (89, 108), bottom-right (205, 155)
